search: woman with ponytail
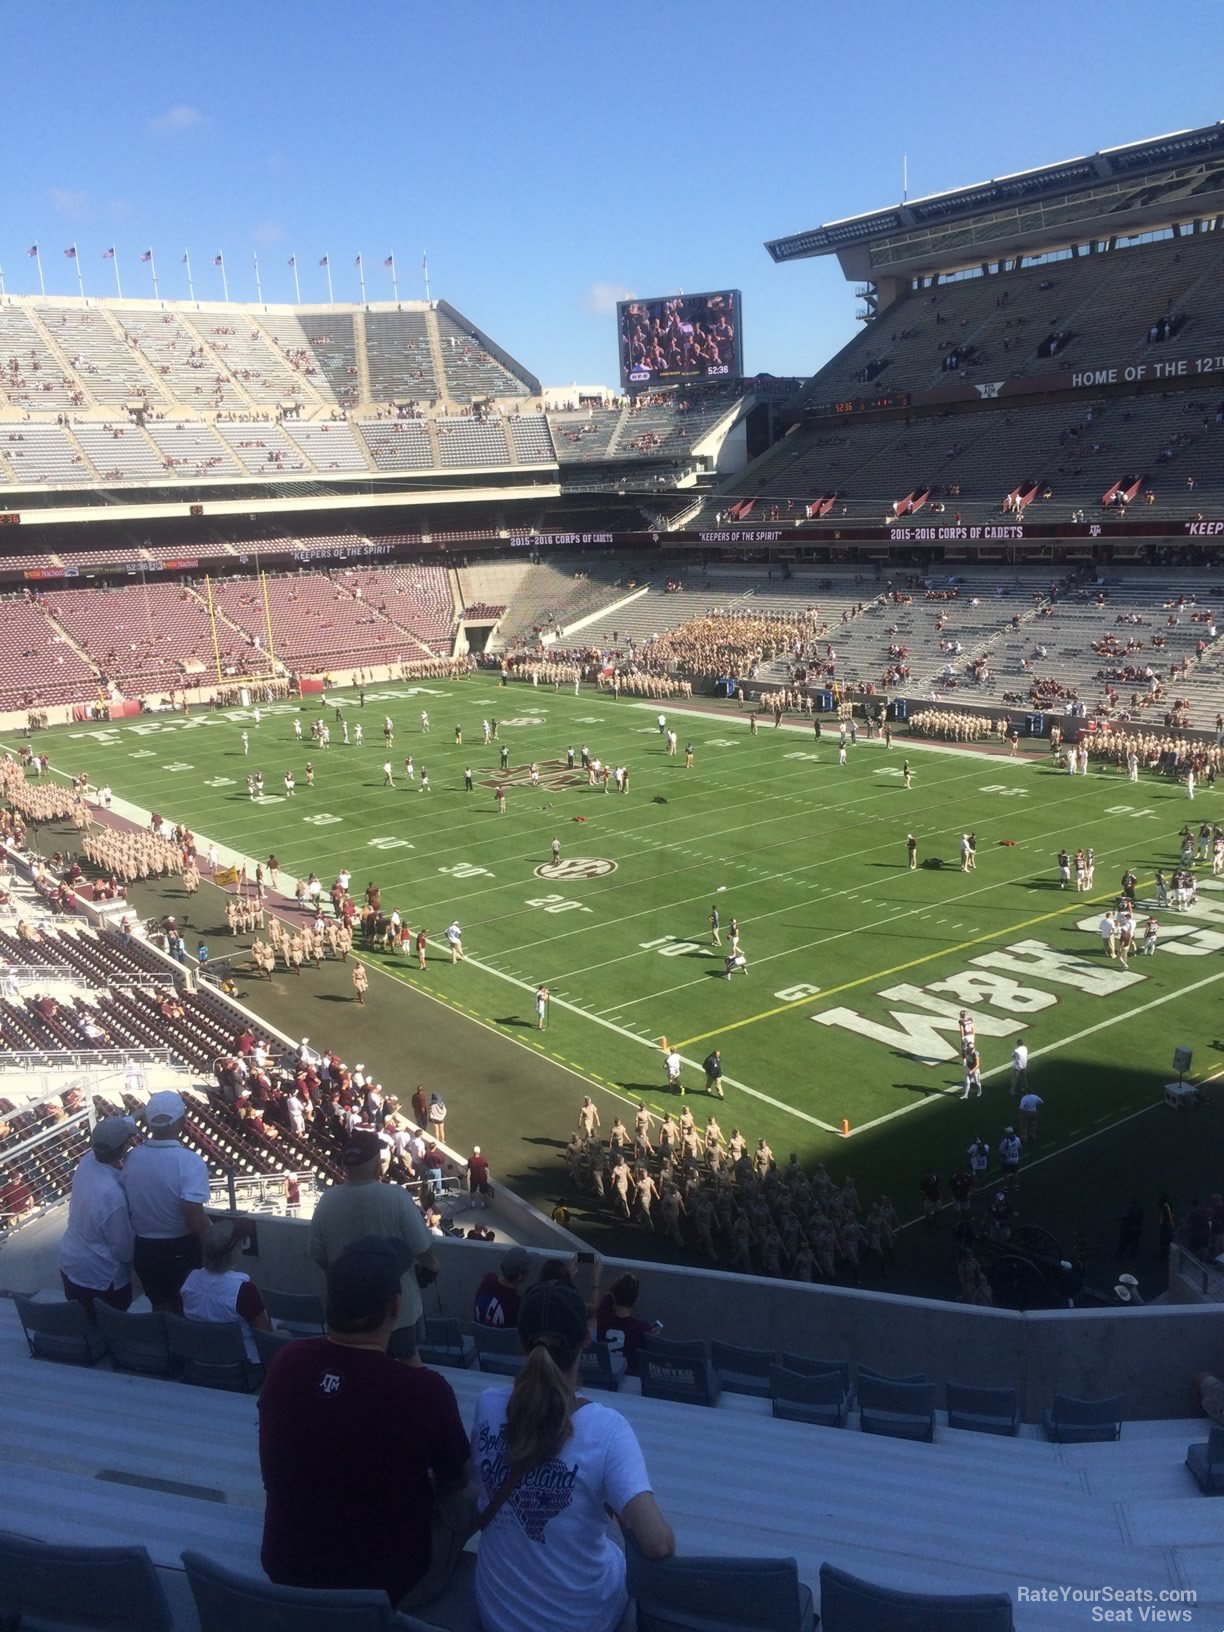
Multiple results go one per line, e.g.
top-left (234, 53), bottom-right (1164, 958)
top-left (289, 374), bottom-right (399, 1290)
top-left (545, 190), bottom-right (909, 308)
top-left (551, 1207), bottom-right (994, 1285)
top-left (471, 1279), bottom-right (674, 1632)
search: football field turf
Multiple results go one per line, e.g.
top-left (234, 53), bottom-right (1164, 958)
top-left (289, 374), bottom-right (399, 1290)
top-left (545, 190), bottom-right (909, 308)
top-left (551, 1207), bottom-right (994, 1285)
top-left (13, 677), bottom-right (1222, 1227)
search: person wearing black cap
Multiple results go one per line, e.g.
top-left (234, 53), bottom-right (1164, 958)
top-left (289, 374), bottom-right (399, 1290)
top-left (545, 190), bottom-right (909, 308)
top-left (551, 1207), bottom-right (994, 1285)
top-left (260, 1236), bottom-right (473, 1609)
top-left (471, 1279), bottom-right (674, 1632)
top-left (56, 1115), bottom-right (137, 1321)
top-left (308, 1129), bottom-right (438, 1361)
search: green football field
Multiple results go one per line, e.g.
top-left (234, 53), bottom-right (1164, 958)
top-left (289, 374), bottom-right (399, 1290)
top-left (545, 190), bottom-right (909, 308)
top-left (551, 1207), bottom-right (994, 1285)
top-left (11, 677), bottom-right (1223, 1230)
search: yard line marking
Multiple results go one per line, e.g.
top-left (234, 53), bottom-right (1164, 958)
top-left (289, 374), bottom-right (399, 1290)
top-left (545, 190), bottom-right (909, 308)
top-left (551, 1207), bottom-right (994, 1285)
top-left (673, 869), bottom-right (1154, 1050)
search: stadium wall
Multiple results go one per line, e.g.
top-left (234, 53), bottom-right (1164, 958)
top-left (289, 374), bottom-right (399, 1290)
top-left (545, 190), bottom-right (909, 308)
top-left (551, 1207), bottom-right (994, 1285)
top-left (173, 1212), bottom-right (1216, 1422)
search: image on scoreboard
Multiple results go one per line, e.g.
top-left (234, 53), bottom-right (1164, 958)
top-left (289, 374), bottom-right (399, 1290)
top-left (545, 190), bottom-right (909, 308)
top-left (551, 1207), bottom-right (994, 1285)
top-left (616, 289), bottom-right (742, 389)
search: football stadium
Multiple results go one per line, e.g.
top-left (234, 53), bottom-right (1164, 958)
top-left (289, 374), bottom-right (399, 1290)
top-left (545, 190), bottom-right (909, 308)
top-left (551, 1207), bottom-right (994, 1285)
top-left (2, 14), bottom-right (1224, 1626)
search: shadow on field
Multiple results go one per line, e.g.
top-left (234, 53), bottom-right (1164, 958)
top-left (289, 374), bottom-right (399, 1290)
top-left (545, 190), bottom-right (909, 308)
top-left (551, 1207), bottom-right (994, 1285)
top-left (495, 1016), bottom-right (535, 1028)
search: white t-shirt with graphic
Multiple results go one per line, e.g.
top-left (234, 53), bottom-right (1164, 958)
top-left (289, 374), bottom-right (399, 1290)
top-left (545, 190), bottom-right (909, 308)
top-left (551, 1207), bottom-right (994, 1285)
top-left (471, 1386), bottom-right (652, 1632)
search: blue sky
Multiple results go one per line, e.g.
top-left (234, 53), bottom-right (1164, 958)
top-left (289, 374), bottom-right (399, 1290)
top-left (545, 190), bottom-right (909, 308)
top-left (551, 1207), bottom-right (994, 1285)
top-left (8, 1), bottom-right (1222, 388)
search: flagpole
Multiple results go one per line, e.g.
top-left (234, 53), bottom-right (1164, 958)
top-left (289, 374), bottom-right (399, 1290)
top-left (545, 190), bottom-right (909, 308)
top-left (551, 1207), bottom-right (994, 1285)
top-left (291, 256), bottom-right (301, 304)
top-left (356, 253), bottom-right (366, 305)
top-left (72, 244), bottom-right (85, 300)
top-left (0, 266), bottom-right (5, 298)
top-left (423, 251), bottom-right (431, 304)
top-left (218, 254), bottom-right (229, 303)
top-left (388, 253), bottom-right (398, 305)
top-left (147, 251), bottom-right (160, 301)
top-left (324, 255), bottom-right (334, 305)
top-left (184, 250), bottom-right (195, 302)
top-left (33, 247), bottom-right (46, 299)
top-left (253, 251), bottom-right (263, 305)
top-left (109, 250), bottom-right (123, 301)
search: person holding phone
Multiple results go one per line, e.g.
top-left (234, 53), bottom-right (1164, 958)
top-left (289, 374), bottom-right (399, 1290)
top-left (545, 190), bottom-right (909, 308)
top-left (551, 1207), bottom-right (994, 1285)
top-left (595, 1272), bottom-right (661, 1378)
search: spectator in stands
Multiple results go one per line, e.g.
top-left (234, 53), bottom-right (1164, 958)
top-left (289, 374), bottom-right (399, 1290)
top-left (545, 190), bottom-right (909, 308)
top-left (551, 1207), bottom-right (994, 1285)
top-left (471, 1279), bottom-right (674, 1632)
top-left (56, 1115), bottom-right (137, 1320)
top-left (308, 1129), bottom-right (438, 1361)
top-left (474, 1244), bottom-right (531, 1327)
top-left (121, 1090), bottom-right (210, 1312)
top-left (468, 1144), bottom-right (492, 1207)
top-left (179, 1218), bottom-right (271, 1360)
top-left (595, 1271), bottom-right (662, 1377)
top-left (259, 1236), bottom-right (474, 1610)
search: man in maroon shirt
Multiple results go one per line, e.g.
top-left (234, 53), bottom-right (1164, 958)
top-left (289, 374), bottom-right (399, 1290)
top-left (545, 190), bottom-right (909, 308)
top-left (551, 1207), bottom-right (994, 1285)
top-left (259, 1236), bottom-right (474, 1609)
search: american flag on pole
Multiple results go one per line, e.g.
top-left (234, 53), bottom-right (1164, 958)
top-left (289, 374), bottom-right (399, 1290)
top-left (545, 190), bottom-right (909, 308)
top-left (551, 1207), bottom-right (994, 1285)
top-left (213, 254), bottom-right (223, 267)
top-left (63, 246), bottom-right (77, 259)
top-left (140, 249), bottom-right (152, 263)
top-left (102, 248), bottom-right (115, 260)
top-left (287, 255), bottom-right (296, 268)
top-left (26, 244), bottom-right (38, 257)
top-left (318, 255), bottom-right (328, 267)
top-left (383, 255), bottom-right (394, 267)
top-left (182, 253), bottom-right (189, 264)
top-left (354, 254), bottom-right (362, 266)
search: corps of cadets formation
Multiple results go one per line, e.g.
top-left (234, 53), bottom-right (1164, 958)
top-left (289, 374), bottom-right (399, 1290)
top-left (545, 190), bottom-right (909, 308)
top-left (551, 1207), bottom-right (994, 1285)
top-left (567, 1092), bottom-right (902, 1285)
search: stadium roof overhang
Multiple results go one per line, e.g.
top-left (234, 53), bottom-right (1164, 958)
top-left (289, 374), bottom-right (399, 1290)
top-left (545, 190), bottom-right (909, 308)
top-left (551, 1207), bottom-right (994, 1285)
top-left (765, 121), bottom-right (1224, 281)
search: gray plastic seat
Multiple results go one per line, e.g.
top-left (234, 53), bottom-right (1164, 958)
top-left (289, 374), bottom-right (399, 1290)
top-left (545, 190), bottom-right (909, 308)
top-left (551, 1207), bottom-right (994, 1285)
top-left (945, 1382), bottom-right (1019, 1437)
top-left (260, 1287), bottom-right (325, 1335)
top-left (0, 1531), bottom-right (173, 1631)
top-left (819, 1561), bottom-right (1014, 1629)
top-left (14, 1294), bottom-right (106, 1367)
top-left (94, 1303), bottom-right (175, 1377)
top-left (473, 1323), bottom-right (527, 1376)
top-left (627, 1533), bottom-right (814, 1631)
top-left (164, 1313), bottom-right (262, 1392)
top-left (710, 1340), bottom-right (777, 1397)
top-left (770, 1365), bottom-right (850, 1428)
top-left (780, 1354), bottom-right (853, 1402)
top-left (1187, 1425), bottom-right (1224, 1493)
top-left (182, 1548), bottom-right (440, 1630)
top-left (1042, 1393), bottom-right (1124, 1443)
top-left (578, 1338), bottom-right (628, 1392)
top-left (857, 1375), bottom-right (935, 1442)
top-left (253, 1324), bottom-right (298, 1371)
top-left (418, 1316), bottom-right (476, 1369)
top-left (857, 1366), bottom-right (927, 1388)
top-left (639, 1335), bottom-right (721, 1408)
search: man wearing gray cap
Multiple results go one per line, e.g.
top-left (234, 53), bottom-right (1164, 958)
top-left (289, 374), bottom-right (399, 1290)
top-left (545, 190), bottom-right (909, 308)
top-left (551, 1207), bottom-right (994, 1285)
top-left (308, 1129), bottom-right (439, 1361)
top-left (57, 1115), bottom-right (137, 1321)
top-left (121, 1090), bottom-right (211, 1312)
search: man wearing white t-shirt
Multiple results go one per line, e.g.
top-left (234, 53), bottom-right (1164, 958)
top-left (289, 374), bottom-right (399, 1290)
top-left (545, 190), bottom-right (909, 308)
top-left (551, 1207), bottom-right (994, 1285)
top-left (121, 1089), bottom-right (210, 1312)
top-left (57, 1115), bottom-right (138, 1319)
top-left (664, 1048), bottom-right (682, 1096)
top-left (1010, 1041), bottom-right (1029, 1097)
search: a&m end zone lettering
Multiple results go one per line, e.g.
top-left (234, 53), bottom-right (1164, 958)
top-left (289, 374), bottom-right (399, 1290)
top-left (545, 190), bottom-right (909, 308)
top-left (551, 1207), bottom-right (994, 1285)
top-left (810, 939), bottom-right (1142, 1065)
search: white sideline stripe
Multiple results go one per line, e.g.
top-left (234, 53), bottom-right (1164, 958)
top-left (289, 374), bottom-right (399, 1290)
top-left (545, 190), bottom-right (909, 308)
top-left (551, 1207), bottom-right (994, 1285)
top-left (848, 963), bottom-right (1224, 1139)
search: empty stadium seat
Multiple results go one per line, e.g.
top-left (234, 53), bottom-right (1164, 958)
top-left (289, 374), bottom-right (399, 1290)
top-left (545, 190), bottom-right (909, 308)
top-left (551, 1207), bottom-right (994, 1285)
top-left (857, 1375), bottom-right (935, 1442)
top-left (1042, 1394), bottom-right (1124, 1443)
top-left (418, 1316), bottom-right (476, 1369)
top-left (769, 1365), bottom-right (850, 1429)
top-left (260, 1287), bottom-right (325, 1335)
top-left (577, 1339), bottom-right (627, 1393)
top-left (945, 1382), bottom-right (1020, 1437)
top-left (181, 1548), bottom-right (439, 1631)
top-left (627, 1533), bottom-right (815, 1632)
top-left (709, 1340), bottom-right (776, 1398)
top-left (818, 1562), bottom-right (1014, 1630)
top-left (472, 1324), bottom-right (526, 1376)
top-left (1186, 1425), bottom-right (1224, 1494)
top-left (252, 1325), bottom-right (298, 1371)
top-left (0, 1532), bottom-right (173, 1632)
top-left (14, 1294), bottom-right (107, 1367)
top-left (93, 1304), bottom-right (175, 1378)
top-left (639, 1336), bottom-right (721, 1408)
